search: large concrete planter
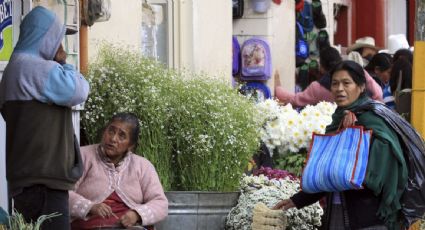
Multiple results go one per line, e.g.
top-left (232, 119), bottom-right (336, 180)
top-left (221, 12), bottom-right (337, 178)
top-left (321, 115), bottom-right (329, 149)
top-left (156, 191), bottom-right (240, 230)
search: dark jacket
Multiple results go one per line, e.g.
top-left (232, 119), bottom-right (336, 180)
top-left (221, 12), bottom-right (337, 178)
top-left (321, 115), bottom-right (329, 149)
top-left (2, 100), bottom-right (83, 195)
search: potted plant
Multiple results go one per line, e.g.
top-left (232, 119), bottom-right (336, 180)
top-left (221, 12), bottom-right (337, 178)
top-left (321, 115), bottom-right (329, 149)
top-left (81, 44), bottom-right (261, 229)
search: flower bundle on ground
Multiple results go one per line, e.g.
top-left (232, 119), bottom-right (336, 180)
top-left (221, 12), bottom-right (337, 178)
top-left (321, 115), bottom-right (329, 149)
top-left (82, 44), bottom-right (260, 191)
top-left (257, 100), bottom-right (336, 156)
top-left (226, 174), bottom-right (323, 230)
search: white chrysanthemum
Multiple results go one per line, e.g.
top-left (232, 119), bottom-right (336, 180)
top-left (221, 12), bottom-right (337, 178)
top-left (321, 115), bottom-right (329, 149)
top-left (227, 175), bottom-right (323, 230)
top-left (257, 100), bottom-right (336, 156)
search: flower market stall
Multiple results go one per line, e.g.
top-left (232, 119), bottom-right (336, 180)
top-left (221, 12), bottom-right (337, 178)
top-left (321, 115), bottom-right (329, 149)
top-left (81, 44), bottom-right (340, 229)
top-left (81, 44), bottom-right (261, 229)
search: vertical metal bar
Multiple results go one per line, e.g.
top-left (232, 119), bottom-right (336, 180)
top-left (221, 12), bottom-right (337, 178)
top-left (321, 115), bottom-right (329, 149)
top-left (411, 0), bottom-right (425, 136)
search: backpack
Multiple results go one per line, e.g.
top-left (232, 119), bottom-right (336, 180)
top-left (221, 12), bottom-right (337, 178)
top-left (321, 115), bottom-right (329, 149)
top-left (232, 36), bottom-right (241, 76)
top-left (239, 82), bottom-right (271, 102)
top-left (233, 0), bottom-right (244, 19)
top-left (296, 22), bottom-right (309, 60)
top-left (240, 37), bottom-right (272, 81)
top-left (297, 1), bottom-right (314, 32)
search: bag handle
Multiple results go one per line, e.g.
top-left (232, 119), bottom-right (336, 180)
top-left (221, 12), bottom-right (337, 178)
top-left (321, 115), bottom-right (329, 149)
top-left (338, 111), bottom-right (358, 130)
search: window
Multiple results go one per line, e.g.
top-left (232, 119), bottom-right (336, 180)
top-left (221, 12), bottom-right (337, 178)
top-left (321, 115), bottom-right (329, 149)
top-left (142, 0), bottom-right (173, 67)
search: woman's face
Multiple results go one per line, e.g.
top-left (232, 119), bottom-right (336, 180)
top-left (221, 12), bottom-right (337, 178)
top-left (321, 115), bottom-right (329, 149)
top-left (376, 67), bottom-right (392, 84)
top-left (100, 120), bottom-right (134, 163)
top-left (331, 70), bottom-right (365, 107)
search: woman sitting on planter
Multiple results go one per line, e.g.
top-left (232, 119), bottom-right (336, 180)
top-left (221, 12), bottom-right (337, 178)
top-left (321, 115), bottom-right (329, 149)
top-left (69, 113), bottom-right (168, 229)
top-left (274, 61), bottom-right (425, 229)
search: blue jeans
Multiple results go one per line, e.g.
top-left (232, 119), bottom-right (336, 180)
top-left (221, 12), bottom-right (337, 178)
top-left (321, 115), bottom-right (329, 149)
top-left (12, 185), bottom-right (70, 230)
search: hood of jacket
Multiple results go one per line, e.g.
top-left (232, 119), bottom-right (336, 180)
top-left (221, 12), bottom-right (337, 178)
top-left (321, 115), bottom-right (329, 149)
top-left (14, 6), bottom-right (65, 60)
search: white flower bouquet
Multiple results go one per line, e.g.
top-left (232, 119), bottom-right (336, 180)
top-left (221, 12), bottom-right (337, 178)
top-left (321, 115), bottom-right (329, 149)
top-left (257, 99), bottom-right (336, 156)
top-left (226, 174), bottom-right (323, 230)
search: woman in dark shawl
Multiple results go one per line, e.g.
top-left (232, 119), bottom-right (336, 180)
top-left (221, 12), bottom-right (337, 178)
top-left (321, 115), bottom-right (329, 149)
top-left (274, 60), bottom-right (425, 230)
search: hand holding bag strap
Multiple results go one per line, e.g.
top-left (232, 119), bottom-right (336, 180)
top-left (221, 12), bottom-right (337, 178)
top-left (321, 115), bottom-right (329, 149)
top-left (338, 110), bottom-right (358, 130)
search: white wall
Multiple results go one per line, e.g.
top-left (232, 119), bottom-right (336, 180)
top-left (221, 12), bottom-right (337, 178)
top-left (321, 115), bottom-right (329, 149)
top-left (173, 0), bottom-right (232, 80)
top-left (88, 0), bottom-right (142, 60)
top-left (233, 0), bottom-right (296, 93)
top-left (387, 0), bottom-right (407, 46)
top-left (89, 0), bottom-right (232, 80)
top-left (192, 1), bottom-right (232, 78)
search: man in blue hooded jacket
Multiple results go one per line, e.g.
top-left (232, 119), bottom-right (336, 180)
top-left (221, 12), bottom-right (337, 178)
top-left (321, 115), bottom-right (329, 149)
top-left (0, 6), bottom-right (89, 229)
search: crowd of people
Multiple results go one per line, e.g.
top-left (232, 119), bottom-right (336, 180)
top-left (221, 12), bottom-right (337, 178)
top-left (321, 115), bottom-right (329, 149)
top-left (0, 5), bottom-right (423, 230)
top-left (276, 35), bottom-right (414, 116)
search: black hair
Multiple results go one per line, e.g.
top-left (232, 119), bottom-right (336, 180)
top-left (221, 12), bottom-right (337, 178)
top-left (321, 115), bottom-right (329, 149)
top-left (390, 58), bottom-right (412, 93)
top-left (364, 53), bottom-right (392, 72)
top-left (393, 48), bottom-right (413, 64)
top-left (319, 46), bottom-right (342, 72)
top-left (330, 60), bottom-right (366, 87)
top-left (105, 112), bottom-right (140, 149)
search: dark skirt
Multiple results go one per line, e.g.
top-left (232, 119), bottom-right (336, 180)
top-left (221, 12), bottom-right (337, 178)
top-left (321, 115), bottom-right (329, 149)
top-left (329, 204), bottom-right (388, 230)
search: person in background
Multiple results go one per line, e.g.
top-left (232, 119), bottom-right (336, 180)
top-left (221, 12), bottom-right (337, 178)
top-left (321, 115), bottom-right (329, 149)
top-left (390, 57), bottom-right (413, 121)
top-left (0, 6), bottom-right (89, 229)
top-left (365, 53), bottom-right (395, 109)
top-left (273, 60), bottom-right (410, 229)
top-left (346, 36), bottom-right (380, 66)
top-left (390, 58), bottom-right (412, 94)
top-left (347, 51), bottom-right (365, 67)
top-left (393, 48), bottom-right (413, 64)
top-left (275, 46), bottom-right (383, 108)
top-left (69, 113), bottom-right (168, 230)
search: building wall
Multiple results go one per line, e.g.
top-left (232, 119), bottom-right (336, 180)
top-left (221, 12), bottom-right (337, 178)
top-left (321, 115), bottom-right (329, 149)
top-left (192, 1), bottom-right (232, 78)
top-left (233, 0), bottom-right (296, 92)
top-left (87, 0), bottom-right (142, 60)
top-left (172, 0), bottom-right (232, 79)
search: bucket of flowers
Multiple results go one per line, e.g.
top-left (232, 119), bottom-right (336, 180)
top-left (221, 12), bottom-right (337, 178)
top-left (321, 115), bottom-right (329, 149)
top-left (226, 167), bottom-right (323, 230)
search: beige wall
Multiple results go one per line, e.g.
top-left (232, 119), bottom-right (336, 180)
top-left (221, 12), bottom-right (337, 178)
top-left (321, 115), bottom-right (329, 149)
top-left (233, 0), bottom-right (296, 93)
top-left (173, 0), bottom-right (232, 80)
top-left (87, 0), bottom-right (142, 61)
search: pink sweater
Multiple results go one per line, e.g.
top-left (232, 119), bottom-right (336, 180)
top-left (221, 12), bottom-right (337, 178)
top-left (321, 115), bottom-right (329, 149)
top-left (69, 144), bottom-right (168, 226)
top-left (275, 70), bottom-right (383, 108)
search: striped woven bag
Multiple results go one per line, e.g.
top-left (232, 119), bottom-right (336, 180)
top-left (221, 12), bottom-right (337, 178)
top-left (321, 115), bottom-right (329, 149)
top-left (301, 126), bottom-right (372, 193)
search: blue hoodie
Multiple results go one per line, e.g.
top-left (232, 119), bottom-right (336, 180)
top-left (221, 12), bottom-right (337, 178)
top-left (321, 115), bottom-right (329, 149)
top-left (0, 6), bottom-right (89, 195)
top-left (0, 5), bottom-right (89, 107)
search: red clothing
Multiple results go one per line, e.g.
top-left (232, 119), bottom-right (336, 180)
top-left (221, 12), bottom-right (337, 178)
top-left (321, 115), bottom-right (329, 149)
top-left (71, 192), bottom-right (130, 229)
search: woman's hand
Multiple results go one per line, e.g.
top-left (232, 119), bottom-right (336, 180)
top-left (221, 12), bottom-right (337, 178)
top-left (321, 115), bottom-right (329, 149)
top-left (53, 44), bottom-right (67, 64)
top-left (89, 203), bottom-right (113, 218)
top-left (120, 210), bottom-right (141, 228)
top-left (341, 110), bottom-right (358, 128)
top-left (272, 199), bottom-right (295, 210)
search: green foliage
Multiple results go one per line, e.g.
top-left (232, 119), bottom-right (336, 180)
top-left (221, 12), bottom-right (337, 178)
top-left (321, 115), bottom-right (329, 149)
top-left (82, 44), bottom-right (260, 191)
top-left (273, 151), bottom-right (307, 177)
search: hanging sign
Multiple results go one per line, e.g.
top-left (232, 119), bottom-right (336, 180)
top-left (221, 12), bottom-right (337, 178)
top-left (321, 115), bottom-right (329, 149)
top-left (0, 0), bottom-right (12, 61)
